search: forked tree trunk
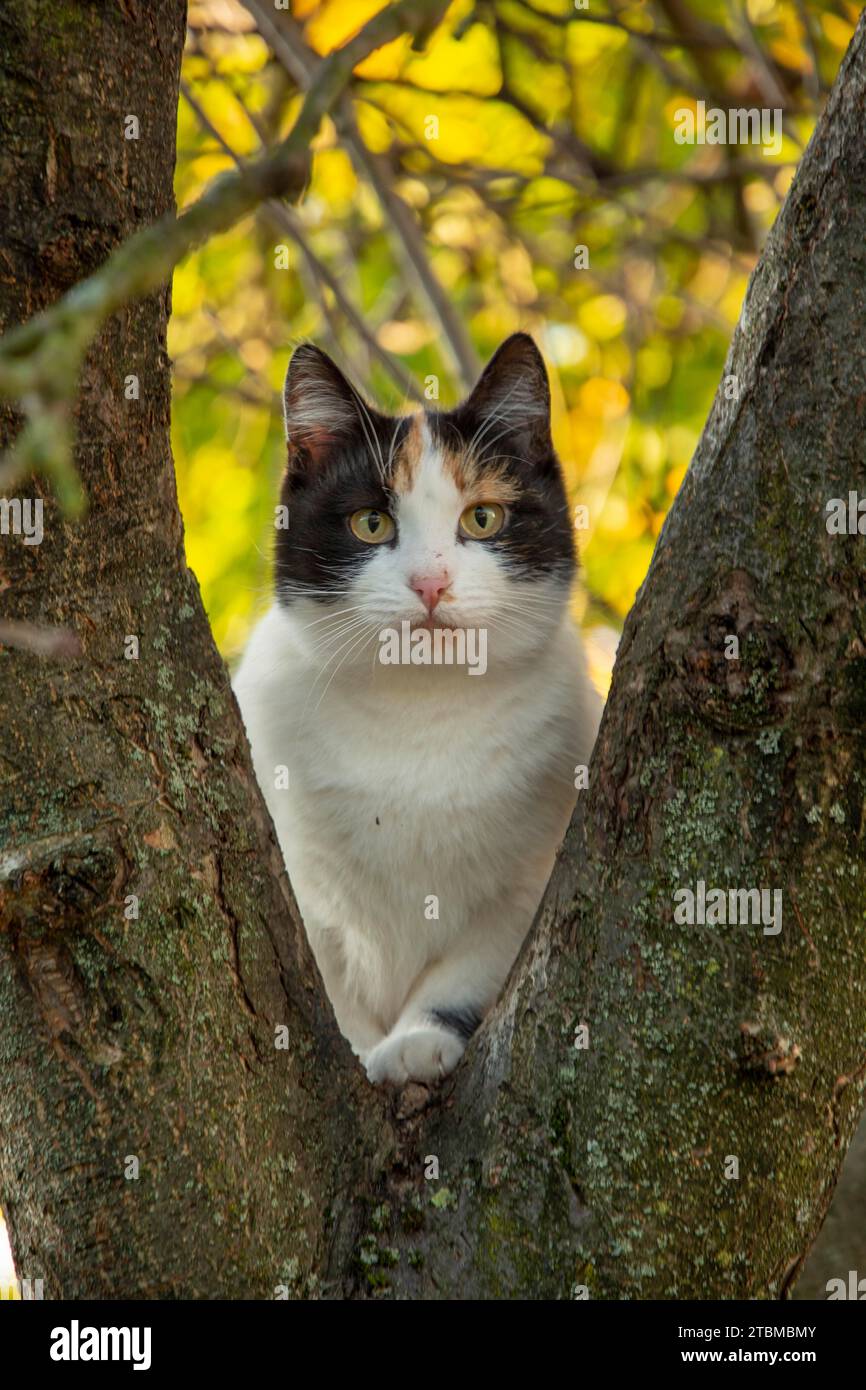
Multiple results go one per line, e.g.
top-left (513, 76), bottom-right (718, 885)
top-left (1, 1), bottom-right (865, 1299)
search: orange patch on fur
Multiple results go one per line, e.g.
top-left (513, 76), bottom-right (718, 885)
top-left (391, 414), bottom-right (424, 494)
top-left (444, 445), bottom-right (523, 505)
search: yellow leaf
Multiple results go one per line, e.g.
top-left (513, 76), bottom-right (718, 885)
top-left (395, 23), bottom-right (501, 94)
top-left (354, 35), bottom-right (414, 81)
top-left (666, 462), bottom-right (688, 496)
top-left (360, 88), bottom-right (548, 173)
top-left (305, 0), bottom-right (389, 55)
top-left (578, 295), bottom-right (627, 341)
top-left (566, 21), bottom-right (628, 65)
top-left (822, 13), bottom-right (855, 48)
top-left (354, 99), bottom-right (394, 154)
top-left (769, 37), bottom-right (811, 73)
top-left (578, 378), bottom-right (630, 420)
top-left (311, 148), bottom-right (358, 214)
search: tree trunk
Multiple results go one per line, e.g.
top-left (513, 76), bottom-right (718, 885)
top-left (0, 0), bottom-right (382, 1301)
top-left (1, 2), bottom-right (865, 1300)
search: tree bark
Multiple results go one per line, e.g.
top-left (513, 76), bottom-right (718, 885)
top-left (0, 0), bottom-right (382, 1300)
top-left (1, 1), bottom-right (865, 1300)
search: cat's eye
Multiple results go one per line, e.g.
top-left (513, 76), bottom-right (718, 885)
top-left (349, 508), bottom-right (395, 544)
top-left (459, 502), bottom-right (505, 540)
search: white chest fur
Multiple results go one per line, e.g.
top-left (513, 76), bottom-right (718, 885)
top-left (234, 603), bottom-right (600, 1072)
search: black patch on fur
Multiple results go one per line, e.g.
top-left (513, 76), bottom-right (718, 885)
top-left (427, 334), bottom-right (575, 583)
top-left (274, 419), bottom-right (408, 604)
top-left (431, 1005), bottom-right (483, 1042)
top-left (275, 346), bottom-right (410, 605)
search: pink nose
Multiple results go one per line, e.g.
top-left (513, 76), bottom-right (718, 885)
top-left (410, 574), bottom-right (450, 612)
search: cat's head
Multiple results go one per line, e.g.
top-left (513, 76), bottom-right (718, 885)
top-left (274, 333), bottom-right (576, 668)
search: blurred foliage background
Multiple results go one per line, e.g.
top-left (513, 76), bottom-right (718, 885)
top-left (171, 0), bottom-right (856, 690)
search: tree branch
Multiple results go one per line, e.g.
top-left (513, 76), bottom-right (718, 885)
top-left (242, 0), bottom-right (481, 392)
top-left (0, 0), bottom-right (450, 501)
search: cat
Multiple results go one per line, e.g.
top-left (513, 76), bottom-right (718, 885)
top-left (233, 333), bottom-right (601, 1085)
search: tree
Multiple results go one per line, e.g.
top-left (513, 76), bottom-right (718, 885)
top-left (0, 0), bottom-right (864, 1299)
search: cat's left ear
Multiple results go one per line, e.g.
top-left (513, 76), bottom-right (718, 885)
top-left (459, 333), bottom-right (553, 457)
top-left (282, 343), bottom-right (362, 466)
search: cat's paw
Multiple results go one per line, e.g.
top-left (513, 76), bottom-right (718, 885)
top-left (365, 1026), bottom-right (465, 1086)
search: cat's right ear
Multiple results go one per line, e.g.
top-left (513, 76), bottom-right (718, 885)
top-left (282, 344), bottom-right (360, 467)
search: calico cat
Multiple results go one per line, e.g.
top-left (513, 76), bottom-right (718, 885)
top-left (233, 333), bottom-right (601, 1085)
